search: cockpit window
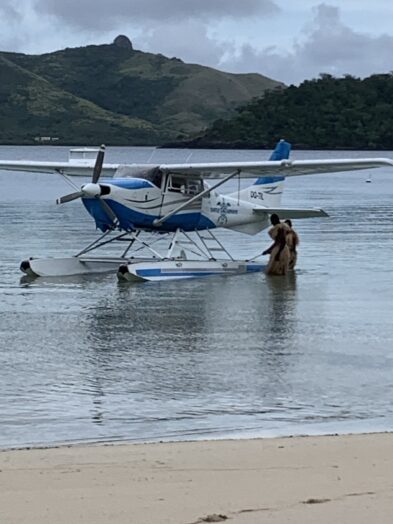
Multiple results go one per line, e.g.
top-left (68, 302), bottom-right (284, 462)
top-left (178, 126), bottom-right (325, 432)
top-left (167, 174), bottom-right (203, 195)
top-left (114, 165), bottom-right (163, 188)
top-left (146, 168), bottom-right (163, 188)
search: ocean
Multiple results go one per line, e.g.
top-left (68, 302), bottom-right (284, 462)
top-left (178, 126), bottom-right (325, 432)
top-left (1, 145), bottom-right (393, 448)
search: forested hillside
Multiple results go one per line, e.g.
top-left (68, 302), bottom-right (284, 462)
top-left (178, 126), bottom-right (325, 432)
top-left (183, 74), bottom-right (393, 150)
top-left (0, 37), bottom-right (282, 145)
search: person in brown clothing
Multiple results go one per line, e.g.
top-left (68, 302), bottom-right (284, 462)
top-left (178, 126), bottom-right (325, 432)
top-left (284, 219), bottom-right (299, 270)
top-left (262, 214), bottom-right (290, 275)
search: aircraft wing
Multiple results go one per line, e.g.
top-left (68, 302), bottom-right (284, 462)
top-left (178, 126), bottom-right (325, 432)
top-left (160, 158), bottom-right (393, 179)
top-left (0, 160), bottom-right (120, 177)
top-left (253, 207), bottom-right (329, 219)
top-left (0, 157), bottom-right (392, 179)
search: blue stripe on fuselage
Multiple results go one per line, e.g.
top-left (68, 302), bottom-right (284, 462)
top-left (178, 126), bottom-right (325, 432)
top-left (254, 176), bottom-right (285, 185)
top-left (82, 198), bottom-right (215, 232)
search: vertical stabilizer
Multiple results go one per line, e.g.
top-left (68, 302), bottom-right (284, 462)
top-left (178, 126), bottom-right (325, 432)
top-left (268, 139), bottom-right (291, 161)
top-left (228, 139), bottom-right (291, 207)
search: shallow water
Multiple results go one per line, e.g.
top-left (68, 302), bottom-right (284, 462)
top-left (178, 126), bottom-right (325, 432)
top-left (1, 146), bottom-right (393, 448)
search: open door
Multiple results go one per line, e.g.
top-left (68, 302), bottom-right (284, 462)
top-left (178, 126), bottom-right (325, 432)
top-left (158, 173), bottom-right (204, 222)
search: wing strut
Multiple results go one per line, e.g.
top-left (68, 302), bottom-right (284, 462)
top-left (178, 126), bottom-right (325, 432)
top-left (153, 170), bottom-right (240, 227)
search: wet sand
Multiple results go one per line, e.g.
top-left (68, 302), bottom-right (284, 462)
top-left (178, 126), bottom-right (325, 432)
top-left (1, 433), bottom-right (392, 524)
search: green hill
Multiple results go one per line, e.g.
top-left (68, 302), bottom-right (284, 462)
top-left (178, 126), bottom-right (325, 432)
top-left (0, 37), bottom-right (282, 145)
top-left (0, 55), bottom-right (159, 145)
top-left (181, 74), bottom-right (393, 150)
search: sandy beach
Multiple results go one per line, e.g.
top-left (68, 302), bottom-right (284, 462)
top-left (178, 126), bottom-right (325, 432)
top-left (1, 433), bottom-right (392, 524)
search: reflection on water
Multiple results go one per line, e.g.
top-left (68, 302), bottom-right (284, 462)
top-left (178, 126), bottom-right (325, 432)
top-left (1, 146), bottom-right (393, 447)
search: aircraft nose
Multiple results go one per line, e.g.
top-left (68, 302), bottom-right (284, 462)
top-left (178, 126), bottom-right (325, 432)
top-left (81, 183), bottom-right (102, 197)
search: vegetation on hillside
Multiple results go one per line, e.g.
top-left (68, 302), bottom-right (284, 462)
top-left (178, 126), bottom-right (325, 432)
top-left (183, 74), bottom-right (393, 150)
top-left (0, 55), bottom-right (159, 145)
top-left (0, 40), bottom-right (281, 145)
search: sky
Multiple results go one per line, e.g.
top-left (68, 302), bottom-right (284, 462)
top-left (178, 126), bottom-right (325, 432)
top-left (1, 0), bottom-right (393, 84)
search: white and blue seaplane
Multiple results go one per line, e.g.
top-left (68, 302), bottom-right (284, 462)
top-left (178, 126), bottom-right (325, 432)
top-left (1, 140), bottom-right (392, 282)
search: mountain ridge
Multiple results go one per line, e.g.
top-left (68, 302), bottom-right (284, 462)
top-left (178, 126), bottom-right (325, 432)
top-left (0, 39), bottom-right (283, 145)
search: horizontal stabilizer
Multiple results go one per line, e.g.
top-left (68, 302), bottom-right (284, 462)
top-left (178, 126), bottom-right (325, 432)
top-left (253, 207), bottom-right (329, 219)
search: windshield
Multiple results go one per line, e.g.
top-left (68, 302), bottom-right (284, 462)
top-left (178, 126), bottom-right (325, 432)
top-left (114, 165), bottom-right (163, 188)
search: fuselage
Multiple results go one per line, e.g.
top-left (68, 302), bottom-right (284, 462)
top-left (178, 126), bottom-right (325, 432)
top-left (81, 171), bottom-right (284, 234)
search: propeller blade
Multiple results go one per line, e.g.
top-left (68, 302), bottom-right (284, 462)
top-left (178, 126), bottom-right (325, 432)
top-left (56, 191), bottom-right (84, 204)
top-left (96, 196), bottom-right (118, 226)
top-left (92, 144), bottom-right (106, 184)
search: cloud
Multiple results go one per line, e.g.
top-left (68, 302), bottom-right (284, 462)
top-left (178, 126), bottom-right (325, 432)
top-left (1, 1), bottom-right (393, 85)
top-left (221, 3), bottom-right (393, 84)
top-left (0, 1), bottom-right (32, 51)
top-left (0, 0), bottom-right (82, 54)
top-left (0, 0), bottom-right (279, 70)
top-left (0, 1), bottom-right (22, 22)
top-left (34, 0), bottom-right (280, 30)
top-left (139, 20), bottom-right (231, 68)
top-left (300, 4), bottom-right (393, 74)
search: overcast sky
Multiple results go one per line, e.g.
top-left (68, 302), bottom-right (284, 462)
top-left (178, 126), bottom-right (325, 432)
top-left (1, 0), bottom-right (393, 84)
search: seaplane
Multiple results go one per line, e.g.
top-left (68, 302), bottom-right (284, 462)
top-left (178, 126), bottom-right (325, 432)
top-left (1, 140), bottom-right (392, 282)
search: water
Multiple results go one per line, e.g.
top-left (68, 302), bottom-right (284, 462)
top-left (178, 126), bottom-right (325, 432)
top-left (1, 146), bottom-right (393, 449)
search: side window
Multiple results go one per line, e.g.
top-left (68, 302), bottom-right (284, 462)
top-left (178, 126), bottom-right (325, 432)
top-left (167, 175), bottom-right (202, 195)
top-left (167, 175), bottom-right (185, 192)
top-left (187, 180), bottom-right (203, 195)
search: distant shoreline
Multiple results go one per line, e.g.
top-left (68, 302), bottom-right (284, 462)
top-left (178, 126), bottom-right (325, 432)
top-left (2, 142), bottom-right (393, 152)
top-left (161, 142), bottom-right (393, 151)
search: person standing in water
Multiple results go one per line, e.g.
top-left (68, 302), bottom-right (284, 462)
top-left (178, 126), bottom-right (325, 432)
top-left (284, 219), bottom-right (299, 270)
top-left (262, 214), bottom-right (290, 275)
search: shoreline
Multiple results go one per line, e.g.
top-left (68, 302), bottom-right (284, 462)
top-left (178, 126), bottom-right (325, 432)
top-left (2, 143), bottom-right (393, 152)
top-left (1, 432), bottom-right (392, 523)
top-left (2, 420), bottom-right (392, 452)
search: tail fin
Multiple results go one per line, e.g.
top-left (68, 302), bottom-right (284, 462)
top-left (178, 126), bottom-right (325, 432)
top-left (254, 139), bottom-right (291, 188)
top-left (227, 139), bottom-right (291, 207)
top-left (268, 139), bottom-right (291, 161)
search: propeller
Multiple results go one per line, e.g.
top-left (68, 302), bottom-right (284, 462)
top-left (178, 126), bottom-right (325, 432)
top-left (92, 144), bottom-right (105, 184)
top-left (57, 145), bottom-right (118, 227)
top-left (57, 191), bottom-right (84, 204)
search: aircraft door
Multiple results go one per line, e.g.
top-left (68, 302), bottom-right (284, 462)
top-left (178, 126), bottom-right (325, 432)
top-left (158, 173), bottom-right (203, 226)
